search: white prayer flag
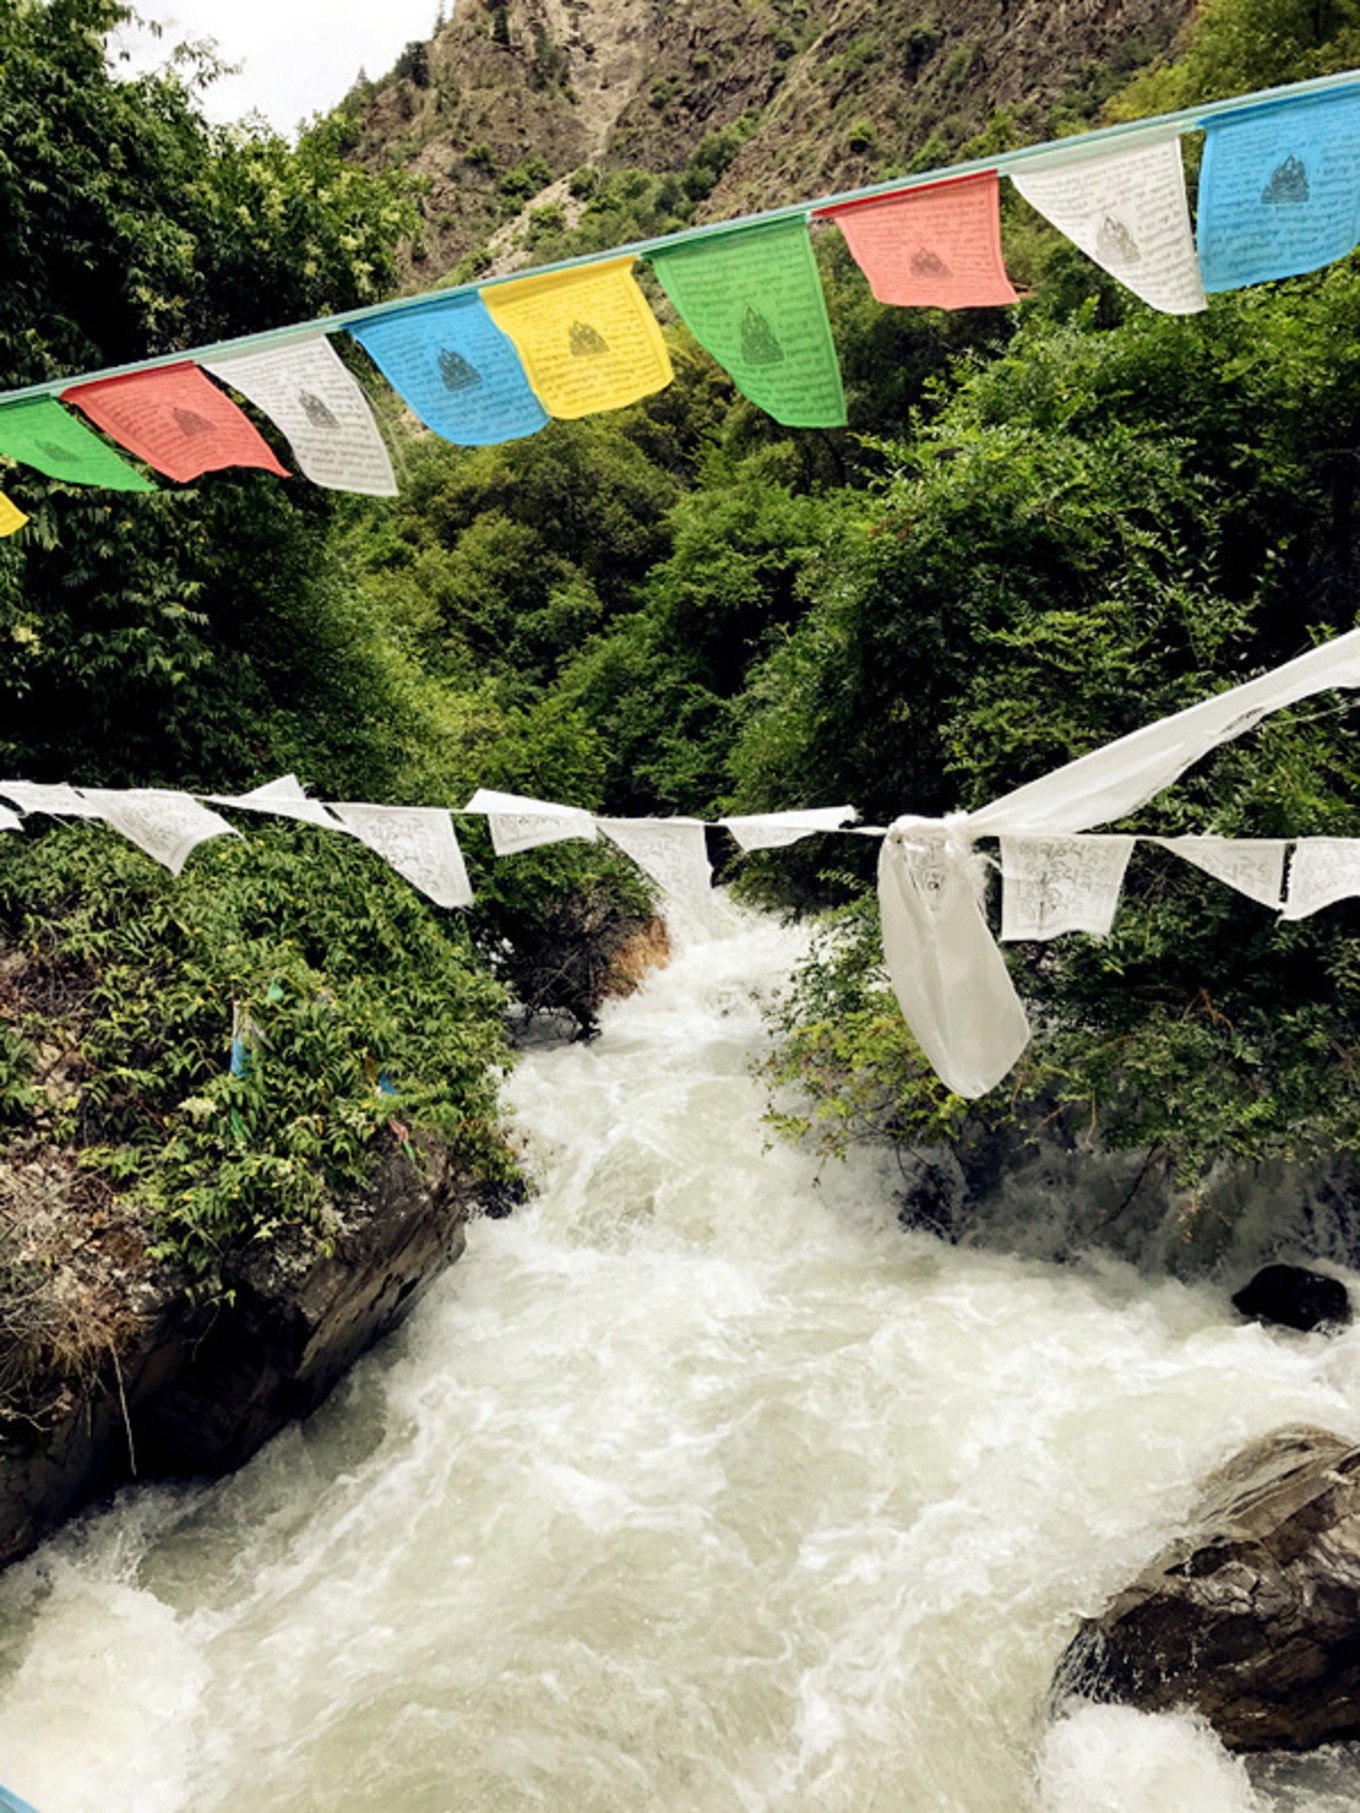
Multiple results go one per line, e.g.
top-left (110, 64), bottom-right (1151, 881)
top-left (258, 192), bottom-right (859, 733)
top-left (597, 818), bottom-right (711, 906)
top-left (0, 804), bottom-right (21, 833)
top-left (206, 774), bottom-right (348, 832)
top-left (329, 804), bottom-right (473, 908)
top-left (999, 834), bottom-right (1134, 941)
top-left (1157, 835), bottom-right (1288, 908)
top-left (202, 335), bottom-right (398, 497)
top-left (78, 789), bottom-right (239, 876)
top-left (878, 823), bottom-right (1030, 1099)
top-left (1010, 131), bottom-right (1206, 315)
top-left (970, 628), bottom-right (1360, 838)
top-left (0, 781), bottom-right (100, 819)
top-left (720, 806), bottom-right (857, 850)
top-left (1282, 838), bottom-right (1360, 919)
top-left (462, 788), bottom-right (598, 856)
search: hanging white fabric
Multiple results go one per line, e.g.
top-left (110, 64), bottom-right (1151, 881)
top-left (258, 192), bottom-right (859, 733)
top-left (0, 781), bottom-right (100, 819)
top-left (1156, 835), bottom-right (1288, 908)
top-left (78, 789), bottom-right (239, 876)
top-left (328, 803), bottom-right (474, 909)
top-left (206, 774), bottom-right (349, 832)
top-left (720, 806), bottom-right (857, 850)
top-left (597, 817), bottom-right (711, 907)
top-left (1282, 838), bottom-right (1360, 919)
top-left (462, 788), bottom-right (598, 856)
top-left (999, 834), bottom-right (1134, 941)
top-left (0, 805), bottom-right (21, 833)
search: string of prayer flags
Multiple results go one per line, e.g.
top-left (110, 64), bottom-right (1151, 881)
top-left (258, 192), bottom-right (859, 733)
top-left (0, 495), bottom-right (28, 536)
top-left (0, 395), bottom-right (156, 491)
top-left (462, 788), bottom-right (598, 855)
top-left (202, 336), bottom-right (397, 497)
top-left (1281, 838), bottom-right (1360, 919)
top-left (647, 219), bottom-right (847, 428)
top-left (78, 789), bottom-right (239, 876)
top-left (62, 364), bottom-right (290, 485)
top-left (1009, 131), bottom-right (1206, 316)
top-left (597, 817), bottom-right (712, 908)
top-left (481, 256), bottom-right (674, 419)
top-left (999, 834), bottom-right (1134, 941)
top-left (1197, 90), bottom-right (1360, 293)
top-left (821, 173), bottom-right (1018, 310)
top-left (328, 804), bottom-right (473, 909)
top-left (206, 774), bottom-right (348, 833)
top-left (720, 806), bottom-right (857, 850)
top-left (0, 781), bottom-right (99, 819)
top-left (1156, 835), bottom-right (1288, 909)
top-left (349, 295), bottom-right (550, 446)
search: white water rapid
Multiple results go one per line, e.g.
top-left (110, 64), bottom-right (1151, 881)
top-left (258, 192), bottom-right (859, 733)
top-left (1, 901), bottom-right (1360, 1811)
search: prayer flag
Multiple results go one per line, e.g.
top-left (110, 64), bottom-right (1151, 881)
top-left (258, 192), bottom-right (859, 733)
top-left (78, 789), bottom-right (239, 875)
top-left (1010, 131), bottom-right (1205, 315)
top-left (0, 781), bottom-right (99, 819)
top-left (1197, 90), bottom-right (1360, 292)
top-left (462, 788), bottom-right (597, 855)
top-left (62, 364), bottom-right (289, 484)
top-left (822, 173), bottom-right (1018, 309)
top-left (1157, 835), bottom-right (1287, 908)
top-left (329, 804), bottom-right (473, 908)
top-left (349, 294), bottom-right (549, 446)
top-left (0, 395), bottom-right (155, 491)
top-left (205, 774), bottom-right (348, 833)
top-left (0, 805), bottom-right (20, 833)
top-left (202, 335), bottom-right (397, 496)
top-left (720, 806), bottom-right (857, 849)
top-left (1282, 838), bottom-right (1360, 919)
top-left (999, 834), bottom-right (1134, 940)
top-left (481, 256), bottom-right (673, 419)
top-left (0, 494), bottom-right (28, 535)
top-left (597, 818), bottom-right (712, 906)
top-left (648, 219), bottom-right (847, 427)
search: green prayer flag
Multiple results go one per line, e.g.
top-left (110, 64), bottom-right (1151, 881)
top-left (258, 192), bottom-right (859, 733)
top-left (648, 218), bottom-right (846, 428)
top-left (0, 395), bottom-right (155, 491)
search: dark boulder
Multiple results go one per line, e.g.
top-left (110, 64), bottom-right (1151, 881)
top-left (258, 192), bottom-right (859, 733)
top-left (1053, 1426), bottom-right (1360, 1751)
top-left (1231, 1264), bottom-right (1351, 1333)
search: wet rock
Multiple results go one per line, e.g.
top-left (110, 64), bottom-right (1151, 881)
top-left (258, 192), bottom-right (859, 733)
top-left (1231, 1264), bottom-right (1352, 1333)
top-left (1053, 1425), bottom-right (1360, 1751)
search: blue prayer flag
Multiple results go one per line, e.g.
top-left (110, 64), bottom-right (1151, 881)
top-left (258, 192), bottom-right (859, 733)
top-left (347, 296), bottom-right (548, 446)
top-left (1198, 88), bottom-right (1360, 292)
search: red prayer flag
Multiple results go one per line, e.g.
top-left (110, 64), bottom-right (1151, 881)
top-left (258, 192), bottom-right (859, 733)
top-left (62, 362), bottom-right (289, 483)
top-left (822, 172), bottom-right (1018, 309)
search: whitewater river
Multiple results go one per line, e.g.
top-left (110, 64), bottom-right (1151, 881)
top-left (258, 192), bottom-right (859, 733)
top-left (1, 901), bottom-right (1360, 1810)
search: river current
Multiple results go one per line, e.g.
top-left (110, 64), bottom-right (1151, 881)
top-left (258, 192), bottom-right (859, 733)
top-left (0, 900), bottom-right (1359, 1811)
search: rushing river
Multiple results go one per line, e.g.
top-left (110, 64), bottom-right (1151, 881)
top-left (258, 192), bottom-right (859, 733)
top-left (1, 901), bottom-right (1360, 1811)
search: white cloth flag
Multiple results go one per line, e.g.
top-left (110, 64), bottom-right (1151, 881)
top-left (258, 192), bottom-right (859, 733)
top-left (1157, 835), bottom-right (1288, 909)
top-left (0, 780), bottom-right (100, 819)
top-left (720, 806), bottom-right (857, 850)
top-left (999, 834), bottom-right (1134, 941)
top-left (78, 788), bottom-right (239, 876)
top-left (597, 818), bottom-right (711, 907)
top-left (329, 804), bottom-right (473, 908)
top-left (0, 804), bottom-right (21, 833)
top-left (1282, 838), bottom-right (1360, 919)
top-left (462, 788), bottom-right (597, 856)
top-left (880, 626), bottom-right (1360, 1097)
top-left (202, 335), bottom-right (397, 497)
top-left (1010, 131), bottom-right (1206, 315)
top-left (206, 774), bottom-right (348, 832)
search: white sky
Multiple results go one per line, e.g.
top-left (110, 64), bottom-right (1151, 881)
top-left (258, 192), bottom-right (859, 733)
top-left (112, 1), bottom-right (447, 137)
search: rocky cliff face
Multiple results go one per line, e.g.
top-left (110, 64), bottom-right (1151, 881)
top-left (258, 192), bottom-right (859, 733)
top-left (350, 0), bottom-right (1194, 286)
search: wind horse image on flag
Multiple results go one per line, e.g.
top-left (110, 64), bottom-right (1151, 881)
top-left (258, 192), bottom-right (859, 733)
top-left (481, 256), bottom-right (673, 420)
top-left (647, 217), bottom-right (847, 427)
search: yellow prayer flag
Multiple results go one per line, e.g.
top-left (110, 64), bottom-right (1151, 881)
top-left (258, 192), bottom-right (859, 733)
top-left (0, 492), bottom-right (29, 536)
top-left (482, 256), bottom-right (672, 419)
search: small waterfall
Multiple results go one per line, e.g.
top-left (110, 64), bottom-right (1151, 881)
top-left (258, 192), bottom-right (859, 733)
top-left (0, 898), bottom-right (1357, 1811)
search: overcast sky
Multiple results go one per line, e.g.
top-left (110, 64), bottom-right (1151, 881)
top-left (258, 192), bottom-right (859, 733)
top-left (113, 1), bottom-right (447, 137)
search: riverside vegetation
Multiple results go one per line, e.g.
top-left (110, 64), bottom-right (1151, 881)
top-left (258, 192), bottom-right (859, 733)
top-left (3, 0), bottom-right (1360, 1440)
